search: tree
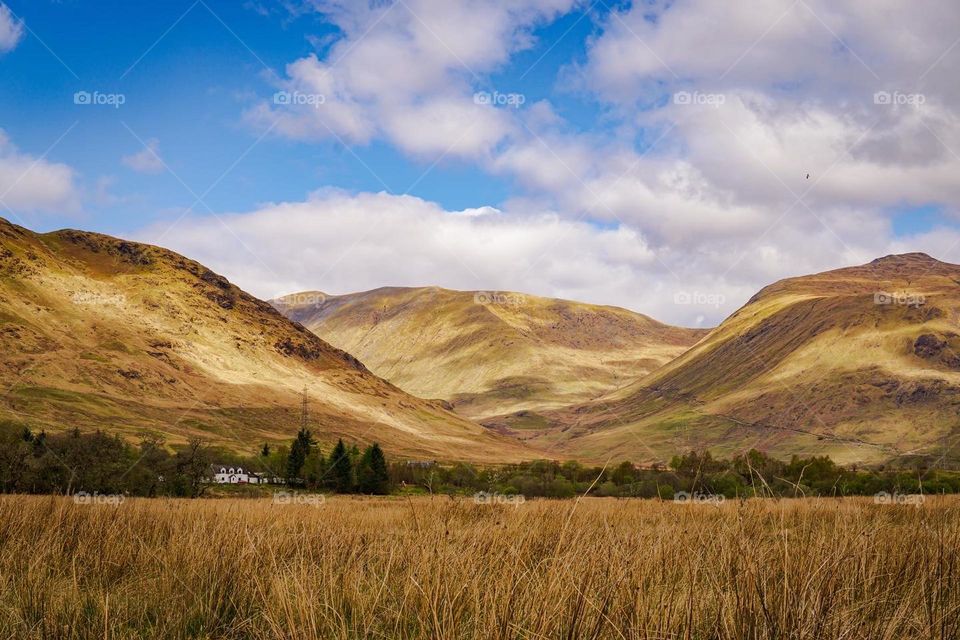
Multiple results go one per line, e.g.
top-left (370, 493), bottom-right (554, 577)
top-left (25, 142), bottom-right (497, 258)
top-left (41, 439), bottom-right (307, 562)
top-left (260, 443), bottom-right (271, 457)
top-left (612, 461), bottom-right (638, 485)
top-left (301, 450), bottom-right (328, 488)
top-left (356, 443), bottom-right (390, 494)
top-left (286, 443), bottom-right (305, 484)
top-left (286, 428), bottom-right (314, 483)
top-left (170, 439), bottom-right (211, 498)
top-left (328, 439), bottom-right (353, 493)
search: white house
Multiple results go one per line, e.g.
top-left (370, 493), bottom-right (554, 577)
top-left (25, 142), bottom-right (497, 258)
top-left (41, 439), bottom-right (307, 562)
top-left (210, 465), bottom-right (280, 485)
top-left (212, 465), bottom-right (249, 484)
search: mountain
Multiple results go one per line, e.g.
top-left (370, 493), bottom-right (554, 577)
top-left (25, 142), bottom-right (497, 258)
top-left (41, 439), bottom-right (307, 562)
top-left (495, 254), bottom-right (960, 465)
top-left (0, 219), bottom-right (534, 462)
top-left (273, 287), bottom-right (706, 421)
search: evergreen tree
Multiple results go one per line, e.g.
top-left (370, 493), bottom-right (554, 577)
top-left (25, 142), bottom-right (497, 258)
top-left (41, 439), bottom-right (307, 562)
top-left (286, 441), bottom-right (306, 483)
top-left (260, 443), bottom-right (271, 457)
top-left (356, 443), bottom-right (390, 494)
top-left (295, 428), bottom-right (314, 457)
top-left (328, 439), bottom-right (353, 493)
top-left (286, 428), bottom-right (314, 483)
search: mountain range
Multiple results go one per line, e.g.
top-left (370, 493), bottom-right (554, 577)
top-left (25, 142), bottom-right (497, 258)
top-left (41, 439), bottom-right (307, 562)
top-left (0, 218), bottom-right (531, 462)
top-left (484, 253), bottom-right (960, 465)
top-left (272, 287), bottom-right (705, 420)
top-left (3, 216), bottom-right (958, 466)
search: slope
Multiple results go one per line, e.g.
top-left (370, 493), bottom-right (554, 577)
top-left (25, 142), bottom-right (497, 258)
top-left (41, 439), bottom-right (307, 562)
top-left (273, 286), bottom-right (706, 421)
top-left (0, 218), bottom-right (534, 462)
top-left (506, 254), bottom-right (960, 465)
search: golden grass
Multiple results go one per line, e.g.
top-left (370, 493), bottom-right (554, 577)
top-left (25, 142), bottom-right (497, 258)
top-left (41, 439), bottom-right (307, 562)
top-left (1, 495), bottom-right (958, 639)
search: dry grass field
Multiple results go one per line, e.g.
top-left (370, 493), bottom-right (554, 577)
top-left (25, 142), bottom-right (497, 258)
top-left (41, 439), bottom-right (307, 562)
top-left (0, 494), bottom-right (958, 639)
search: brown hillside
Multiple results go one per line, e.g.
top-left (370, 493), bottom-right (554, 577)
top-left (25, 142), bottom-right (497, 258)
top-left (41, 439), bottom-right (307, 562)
top-left (273, 286), bottom-right (706, 420)
top-left (502, 254), bottom-right (960, 465)
top-left (0, 218), bottom-right (535, 462)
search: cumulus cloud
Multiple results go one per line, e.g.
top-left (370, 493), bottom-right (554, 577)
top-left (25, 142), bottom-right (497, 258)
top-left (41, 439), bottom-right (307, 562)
top-left (192, 0), bottom-right (960, 325)
top-left (0, 3), bottom-right (24, 53)
top-left (246, 0), bottom-right (575, 159)
top-left (0, 130), bottom-right (80, 214)
top-left (581, 0), bottom-right (960, 103)
top-left (134, 190), bottom-right (958, 327)
top-left (574, 1), bottom-right (960, 220)
top-left (136, 190), bottom-right (688, 315)
top-left (122, 139), bottom-right (165, 174)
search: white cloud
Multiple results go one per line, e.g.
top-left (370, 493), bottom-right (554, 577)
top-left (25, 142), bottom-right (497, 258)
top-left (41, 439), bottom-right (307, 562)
top-left (246, 0), bottom-right (575, 159)
top-left (250, 1), bottom-right (960, 264)
top-left (0, 3), bottom-right (24, 53)
top-left (134, 189), bottom-right (960, 327)
top-left (581, 0), bottom-right (960, 103)
top-left (136, 190), bottom-right (687, 316)
top-left (203, 1), bottom-right (960, 324)
top-left (0, 130), bottom-right (80, 214)
top-left (122, 139), bottom-right (165, 175)
top-left (570, 1), bottom-right (960, 223)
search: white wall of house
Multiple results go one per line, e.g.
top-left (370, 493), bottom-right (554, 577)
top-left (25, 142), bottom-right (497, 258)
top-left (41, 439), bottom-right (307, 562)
top-left (211, 467), bottom-right (277, 484)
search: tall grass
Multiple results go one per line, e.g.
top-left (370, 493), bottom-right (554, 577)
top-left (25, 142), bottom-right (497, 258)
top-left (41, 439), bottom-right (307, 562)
top-left (0, 495), bottom-right (957, 639)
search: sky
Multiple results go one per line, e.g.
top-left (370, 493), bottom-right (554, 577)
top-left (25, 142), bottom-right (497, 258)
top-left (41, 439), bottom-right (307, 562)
top-left (1, 0), bottom-right (959, 327)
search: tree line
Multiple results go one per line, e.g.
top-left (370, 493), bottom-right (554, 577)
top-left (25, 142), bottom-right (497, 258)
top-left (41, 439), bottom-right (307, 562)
top-left (390, 449), bottom-right (960, 498)
top-left (0, 421), bottom-right (390, 497)
top-left (265, 426), bottom-right (391, 494)
top-left (0, 425), bottom-right (209, 497)
top-left (2, 418), bottom-right (959, 499)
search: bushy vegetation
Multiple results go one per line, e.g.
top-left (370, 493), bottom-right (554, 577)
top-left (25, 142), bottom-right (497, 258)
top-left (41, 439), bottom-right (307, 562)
top-left (0, 420), bottom-right (393, 497)
top-left (3, 417), bottom-right (958, 500)
top-left (276, 426), bottom-right (391, 495)
top-left (391, 449), bottom-right (960, 498)
top-left (0, 424), bottom-right (210, 497)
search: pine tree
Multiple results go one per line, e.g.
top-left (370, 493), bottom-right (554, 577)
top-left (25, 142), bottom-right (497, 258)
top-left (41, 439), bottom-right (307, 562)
top-left (260, 443), bottom-right (271, 457)
top-left (328, 439), bottom-right (353, 493)
top-left (286, 442), bottom-right (304, 483)
top-left (356, 443), bottom-right (390, 494)
top-left (286, 428), bottom-right (313, 483)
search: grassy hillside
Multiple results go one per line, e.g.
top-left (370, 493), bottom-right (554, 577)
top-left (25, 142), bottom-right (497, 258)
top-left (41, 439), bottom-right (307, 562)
top-left (0, 219), bottom-right (535, 462)
top-left (273, 286), bottom-right (706, 420)
top-left (501, 253), bottom-right (960, 465)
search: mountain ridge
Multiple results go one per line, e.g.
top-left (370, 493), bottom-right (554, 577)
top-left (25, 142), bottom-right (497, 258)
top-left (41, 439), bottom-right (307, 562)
top-left (492, 252), bottom-right (960, 465)
top-left (274, 286), bottom-right (708, 420)
top-left (0, 217), bottom-right (536, 462)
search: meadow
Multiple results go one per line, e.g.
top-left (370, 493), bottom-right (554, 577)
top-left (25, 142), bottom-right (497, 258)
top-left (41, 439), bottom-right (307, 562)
top-left (0, 494), bottom-right (957, 639)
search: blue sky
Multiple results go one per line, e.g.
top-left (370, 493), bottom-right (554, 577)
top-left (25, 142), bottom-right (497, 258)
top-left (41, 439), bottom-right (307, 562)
top-left (1, 0), bottom-right (959, 326)
top-left (0, 0), bottom-right (610, 233)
